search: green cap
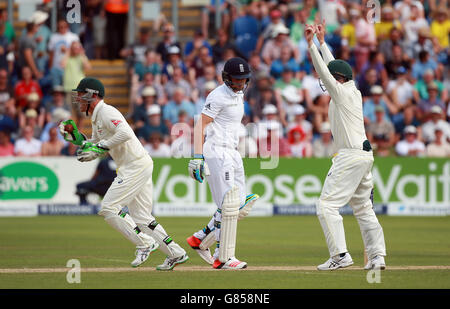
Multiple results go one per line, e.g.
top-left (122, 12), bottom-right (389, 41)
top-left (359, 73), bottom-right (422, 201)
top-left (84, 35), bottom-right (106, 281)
top-left (327, 59), bottom-right (353, 81)
top-left (73, 77), bottom-right (105, 98)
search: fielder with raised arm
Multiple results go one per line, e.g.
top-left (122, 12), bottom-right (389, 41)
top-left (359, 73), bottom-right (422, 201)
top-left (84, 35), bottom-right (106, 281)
top-left (186, 58), bottom-right (259, 269)
top-left (59, 77), bottom-right (188, 270)
top-left (305, 23), bottom-right (387, 270)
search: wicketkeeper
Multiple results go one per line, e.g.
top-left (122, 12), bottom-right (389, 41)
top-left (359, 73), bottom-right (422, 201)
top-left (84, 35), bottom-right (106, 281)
top-left (305, 23), bottom-right (387, 270)
top-left (59, 77), bottom-right (188, 270)
top-left (186, 58), bottom-right (259, 269)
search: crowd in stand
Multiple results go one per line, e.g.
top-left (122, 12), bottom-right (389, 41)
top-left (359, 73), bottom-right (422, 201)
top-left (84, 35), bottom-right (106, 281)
top-left (0, 0), bottom-right (449, 159)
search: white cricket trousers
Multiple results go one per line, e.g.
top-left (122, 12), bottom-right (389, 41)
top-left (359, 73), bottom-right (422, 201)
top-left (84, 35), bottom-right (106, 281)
top-left (316, 148), bottom-right (386, 259)
top-left (203, 143), bottom-right (246, 259)
top-left (99, 155), bottom-right (155, 226)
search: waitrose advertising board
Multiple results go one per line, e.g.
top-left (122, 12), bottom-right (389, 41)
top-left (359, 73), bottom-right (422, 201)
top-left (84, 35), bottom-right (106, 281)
top-left (1, 157), bottom-right (449, 216)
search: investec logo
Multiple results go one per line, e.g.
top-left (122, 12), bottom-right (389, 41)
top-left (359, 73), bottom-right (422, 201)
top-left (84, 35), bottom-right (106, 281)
top-left (0, 162), bottom-right (59, 199)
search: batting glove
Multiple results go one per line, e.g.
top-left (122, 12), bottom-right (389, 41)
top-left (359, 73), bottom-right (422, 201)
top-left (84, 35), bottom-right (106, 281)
top-left (188, 154), bottom-right (210, 183)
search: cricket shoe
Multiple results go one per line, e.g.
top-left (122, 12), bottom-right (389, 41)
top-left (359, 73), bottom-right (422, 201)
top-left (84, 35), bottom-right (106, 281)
top-left (213, 257), bottom-right (247, 270)
top-left (186, 235), bottom-right (214, 265)
top-left (317, 253), bottom-right (354, 271)
top-left (131, 243), bottom-right (159, 267)
top-left (364, 255), bottom-right (386, 270)
top-left (156, 253), bottom-right (189, 271)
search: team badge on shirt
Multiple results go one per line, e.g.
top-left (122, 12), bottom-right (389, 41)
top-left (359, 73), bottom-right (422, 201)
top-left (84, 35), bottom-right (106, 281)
top-left (111, 120), bottom-right (122, 127)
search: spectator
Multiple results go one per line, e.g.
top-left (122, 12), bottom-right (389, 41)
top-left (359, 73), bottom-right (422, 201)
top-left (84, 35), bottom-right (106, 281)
top-left (0, 130), bottom-right (14, 157)
top-left (0, 103), bottom-right (17, 137)
top-left (257, 120), bottom-right (291, 157)
top-left (201, 0), bottom-right (230, 40)
top-left (14, 125), bottom-right (42, 156)
top-left (359, 51), bottom-right (389, 91)
top-left (394, 0), bottom-right (424, 22)
top-left (363, 85), bottom-right (397, 125)
top-left (184, 30), bottom-right (212, 66)
top-left (417, 82), bottom-right (446, 121)
top-left (212, 29), bottom-right (241, 65)
top-left (104, 0), bottom-right (129, 59)
top-left (164, 67), bottom-right (191, 100)
top-left (426, 125), bottom-right (450, 157)
top-left (358, 68), bottom-right (381, 98)
top-left (288, 125), bottom-right (312, 158)
top-left (354, 7), bottom-right (377, 72)
top-left (404, 4), bottom-right (429, 45)
top-left (248, 52), bottom-right (270, 84)
top-left (386, 66), bottom-right (414, 111)
top-left (312, 121), bottom-right (334, 158)
top-left (279, 85), bottom-right (304, 123)
top-left (232, 5), bottom-right (260, 59)
top-left (340, 8), bottom-right (360, 50)
top-left (134, 49), bottom-right (162, 82)
top-left (384, 45), bottom-right (411, 79)
top-left (45, 85), bottom-right (70, 115)
top-left (287, 104), bottom-right (313, 141)
top-left (48, 19), bottom-right (80, 86)
top-left (0, 8), bottom-right (15, 44)
top-left (14, 66), bottom-right (43, 110)
top-left (27, 11), bottom-right (51, 74)
top-left (256, 9), bottom-right (285, 53)
top-left (75, 156), bottom-right (116, 204)
top-left (17, 22), bottom-right (41, 79)
top-left (18, 106), bottom-right (44, 139)
top-left (144, 132), bottom-right (171, 158)
top-left (0, 68), bottom-right (14, 112)
top-left (379, 27), bottom-right (409, 62)
top-left (163, 87), bottom-right (195, 130)
top-left (367, 105), bottom-right (396, 157)
top-left (375, 5), bottom-right (402, 41)
top-left (61, 41), bottom-right (91, 94)
top-left (270, 46), bottom-right (300, 80)
top-left (413, 69), bottom-right (448, 102)
top-left (0, 21), bottom-right (10, 71)
top-left (156, 23), bottom-right (182, 63)
top-left (290, 7), bottom-right (310, 45)
top-left (133, 72), bottom-right (165, 104)
top-left (40, 107), bottom-right (71, 144)
top-left (421, 106), bottom-right (450, 144)
top-left (195, 64), bottom-right (217, 99)
top-left (120, 26), bottom-right (152, 69)
top-left (136, 104), bottom-right (169, 143)
top-left (253, 104), bottom-right (284, 140)
top-left (430, 9), bottom-right (450, 50)
top-left (188, 45), bottom-right (213, 81)
top-left (162, 45), bottom-right (188, 81)
top-left (261, 23), bottom-right (298, 66)
top-left (41, 126), bottom-right (64, 156)
top-left (412, 50), bottom-right (438, 81)
top-left (92, 7), bottom-right (107, 59)
top-left (194, 80), bottom-right (217, 115)
top-left (132, 86), bottom-right (158, 131)
top-left (411, 27), bottom-right (437, 60)
top-left (395, 125), bottom-right (425, 157)
top-left (393, 105), bottom-right (421, 142)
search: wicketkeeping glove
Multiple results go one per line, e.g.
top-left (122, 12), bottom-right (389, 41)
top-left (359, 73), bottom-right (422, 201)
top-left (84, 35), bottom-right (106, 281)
top-left (188, 154), bottom-right (210, 183)
top-left (58, 119), bottom-right (86, 146)
top-left (76, 141), bottom-right (109, 162)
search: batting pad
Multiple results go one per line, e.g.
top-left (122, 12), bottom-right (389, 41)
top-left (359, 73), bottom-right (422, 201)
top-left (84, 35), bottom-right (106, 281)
top-left (199, 230), bottom-right (215, 250)
top-left (219, 186), bottom-right (240, 263)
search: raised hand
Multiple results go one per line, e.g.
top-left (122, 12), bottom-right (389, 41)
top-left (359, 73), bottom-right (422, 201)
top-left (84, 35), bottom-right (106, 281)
top-left (304, 24), bottom-right (316, 47)
top-left (315, 19), bottom-right (326, 45)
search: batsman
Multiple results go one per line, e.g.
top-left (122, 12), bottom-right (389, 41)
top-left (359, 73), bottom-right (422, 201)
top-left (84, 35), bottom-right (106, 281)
top-left (305, 22), bottom-right (387, 270)
top-left (186, 57), bottom-right (259, 269)
top-left (59, 77), bottom-right (188, 270)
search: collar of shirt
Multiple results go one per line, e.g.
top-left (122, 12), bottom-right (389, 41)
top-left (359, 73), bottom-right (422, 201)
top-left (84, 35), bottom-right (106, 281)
top-left (223, 84), bottom-right (241, 98)
top-left (91, 100), bottom-right (105, 122)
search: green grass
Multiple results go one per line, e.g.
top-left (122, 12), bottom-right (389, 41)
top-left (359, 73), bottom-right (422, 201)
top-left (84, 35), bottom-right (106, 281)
top-left (0, 216), bottom-right (449, 289)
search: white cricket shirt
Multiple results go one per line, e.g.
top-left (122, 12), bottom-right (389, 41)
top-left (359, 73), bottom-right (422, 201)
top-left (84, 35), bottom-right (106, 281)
top-left (201, 84), bottom-right (244, 149)
top-left (309, 43), bottom-right (368, 151)
top-left (90, 101), bottom-right (149, 168)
